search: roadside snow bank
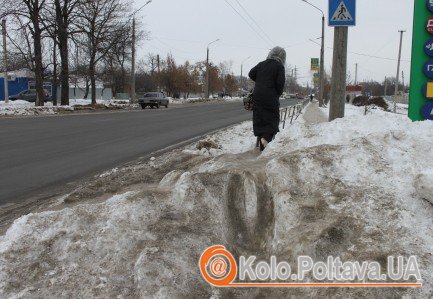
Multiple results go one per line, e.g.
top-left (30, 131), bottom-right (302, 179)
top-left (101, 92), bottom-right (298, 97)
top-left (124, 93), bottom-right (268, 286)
top-left (1, 105), bottom-right (432, 297)
top-left (0, 99), bottom-right (136, 116)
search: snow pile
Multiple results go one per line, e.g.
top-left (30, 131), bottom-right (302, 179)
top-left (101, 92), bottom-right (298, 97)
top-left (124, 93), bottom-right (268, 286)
top-left (183, 121), bottom-right (255, 156)
top-left (0, 99), bottom-right (136, 116)
top-left (0, 104), bottom-right (433, 297)
top-left (0, 100), bottom-right (59, 116)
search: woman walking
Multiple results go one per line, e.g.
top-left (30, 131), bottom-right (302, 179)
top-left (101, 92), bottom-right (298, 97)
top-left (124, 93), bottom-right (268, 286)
top-left (249, 46), bottom-right (286, 151)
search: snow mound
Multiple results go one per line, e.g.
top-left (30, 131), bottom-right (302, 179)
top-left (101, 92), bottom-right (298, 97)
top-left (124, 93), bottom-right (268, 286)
top-left (414, 170), bottom-right (433, 205)
top-left (1, 105), bottom-right (433, 297)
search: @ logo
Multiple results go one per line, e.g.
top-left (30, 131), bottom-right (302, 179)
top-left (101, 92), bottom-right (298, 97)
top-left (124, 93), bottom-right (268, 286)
top-left (199, 245), bottom-right (237, 287)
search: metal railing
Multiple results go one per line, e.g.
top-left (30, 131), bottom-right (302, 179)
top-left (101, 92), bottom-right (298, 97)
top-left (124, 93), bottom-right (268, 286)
top-left (279, 99), bottom-right (309, 129)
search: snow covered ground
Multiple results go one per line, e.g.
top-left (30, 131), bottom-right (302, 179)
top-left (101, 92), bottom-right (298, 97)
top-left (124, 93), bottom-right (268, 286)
top-left (0, 103), bottom-right (432, 298)
top-left (0, 99), bottom-right (137, 116)
top-left (169, 96), bottom-right (243, 105)
top-left (0, 97), bottom-right (242, 116)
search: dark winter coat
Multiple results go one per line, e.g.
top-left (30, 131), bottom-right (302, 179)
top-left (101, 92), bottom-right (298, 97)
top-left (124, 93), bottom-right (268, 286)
top-left (249, 59), bottom-right (285, 137)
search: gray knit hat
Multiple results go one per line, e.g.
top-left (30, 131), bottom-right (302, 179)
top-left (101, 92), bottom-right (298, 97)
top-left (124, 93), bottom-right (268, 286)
top-left (267, 46), bottom-right (286, 65)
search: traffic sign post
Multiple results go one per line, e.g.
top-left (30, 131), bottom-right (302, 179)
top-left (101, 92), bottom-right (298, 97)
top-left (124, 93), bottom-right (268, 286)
top-left (409, 0), bottom-right (433, 121)
top-left (328, 0), bottom-right (356, 121)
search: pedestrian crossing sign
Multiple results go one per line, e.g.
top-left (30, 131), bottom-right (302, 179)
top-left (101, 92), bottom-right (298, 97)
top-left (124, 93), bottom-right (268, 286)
top-left (329, 0), bottom-right (356, 27)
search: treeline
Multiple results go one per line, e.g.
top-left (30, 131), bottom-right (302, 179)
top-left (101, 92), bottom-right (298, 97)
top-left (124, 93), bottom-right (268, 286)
top-left (0, 0), bottom-right (141, 106)
top-left (0, 0), bottom-right (243, 106)
top-left (134, 54), bottom-right (239, 99)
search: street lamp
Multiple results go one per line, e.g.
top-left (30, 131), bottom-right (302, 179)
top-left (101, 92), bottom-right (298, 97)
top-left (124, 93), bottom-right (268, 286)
top-left (206, 38), bottom-right (220, 99)
top-left (301, 0), bottom-right (325, 107)
top-left (131, 0), bottom-right (152, 103)
top-left (240, 56), bottom-right (251, 96)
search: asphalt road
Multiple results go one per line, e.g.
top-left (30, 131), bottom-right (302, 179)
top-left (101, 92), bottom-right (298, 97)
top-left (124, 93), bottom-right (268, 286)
top-left (0, 99), bottom-right (299, 204)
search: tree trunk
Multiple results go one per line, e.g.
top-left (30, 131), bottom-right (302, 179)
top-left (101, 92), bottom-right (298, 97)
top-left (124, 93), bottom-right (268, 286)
top-left (59, 34), bottom-right (69, 105)
top-left (55, 0), bottom-right (70, 106)
top-left (53, 39), bottom-right (58, 106)
top-left (83, 79), bottom-right (89, 99)
top-left (89, 62), bottom-right (96, 105)
top-left (33, 17), bottom-right (45, 107)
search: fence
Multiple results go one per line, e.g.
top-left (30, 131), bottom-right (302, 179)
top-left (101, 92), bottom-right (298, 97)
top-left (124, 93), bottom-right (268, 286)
top-left (279, 99), bottom-right (309, 129)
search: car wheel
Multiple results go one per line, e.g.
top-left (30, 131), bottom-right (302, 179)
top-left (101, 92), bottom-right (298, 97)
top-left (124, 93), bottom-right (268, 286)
top-left (165, 104), bottom-right (168, 108)
top-left (156, 103), bottom-right (160, 109)
top-left (140, 104), bottom-right (146, 109)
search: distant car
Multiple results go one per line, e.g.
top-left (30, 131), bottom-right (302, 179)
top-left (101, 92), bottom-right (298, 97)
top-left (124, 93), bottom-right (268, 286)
top-left (8, 89), bottom-right (51, 102)
top-left (296, 93), bottom-right (304, 99)
top-left (138, 92), bottom-right (169, 109)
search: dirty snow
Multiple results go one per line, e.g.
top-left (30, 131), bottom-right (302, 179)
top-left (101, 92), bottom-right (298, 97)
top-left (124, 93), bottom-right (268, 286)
top-left (0, 103), bottom-right (433, 297)
top-left (0, 99), bottom-right (135, 116)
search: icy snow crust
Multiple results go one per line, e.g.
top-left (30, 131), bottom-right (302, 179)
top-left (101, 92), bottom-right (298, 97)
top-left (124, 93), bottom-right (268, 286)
top-left (1, 104), bottom-right (433, 297)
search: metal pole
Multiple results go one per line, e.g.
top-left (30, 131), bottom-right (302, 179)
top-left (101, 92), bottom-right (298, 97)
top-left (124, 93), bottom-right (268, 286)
top-left (384, 76), bottom-right (387, 97)
top-left (206, 47), bottom-right (209, 99)
top-left (2, 19), bottom-right (8, 103)
top-left (319, 15), bottom-right (325, 107)
top-left (329, 27), bottom-right (349, 121)
top-left (355, 63), bottom-right (358, 85)
top-left (394, 30), bottom-right (405, 112)
top-left (130, 17), bottom-right (136, 103)
top-left (240, 63), bottom-right (243, 96)
top-left (157, 54), bottom-right (160, 92)
top-left (205, 39), bottom-right (220, 99)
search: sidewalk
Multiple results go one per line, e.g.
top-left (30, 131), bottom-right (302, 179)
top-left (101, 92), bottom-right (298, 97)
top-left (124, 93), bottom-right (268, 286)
top-left (302, 101), bottom-right (328, 124)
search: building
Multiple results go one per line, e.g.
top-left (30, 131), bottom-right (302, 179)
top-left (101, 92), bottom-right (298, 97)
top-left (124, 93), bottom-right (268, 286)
top-left (0, 69), bottom-right (52, 101)
top-left (0, 69), bottom-right (113, 102)
top-left (346, 85), bottom-right (363, 103)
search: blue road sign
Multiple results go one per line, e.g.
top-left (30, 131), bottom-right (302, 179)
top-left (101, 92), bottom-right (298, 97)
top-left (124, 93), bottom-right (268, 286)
top-left (421, 101), bottom-right (433, 120)
top-left (427, 0), bottom-right (433, 13)
top-left (424, 60), bottom-right (433, 79)
top-left (329, 0), bottom-right (356, 27)
top-left (425, 38), bottom-right (433, 57)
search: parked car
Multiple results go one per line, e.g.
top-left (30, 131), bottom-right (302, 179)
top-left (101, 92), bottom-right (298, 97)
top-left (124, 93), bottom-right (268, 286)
top-left (8, 89), bottom-right (51, 102)
top-left (138, 92), bottom-right (169, 109)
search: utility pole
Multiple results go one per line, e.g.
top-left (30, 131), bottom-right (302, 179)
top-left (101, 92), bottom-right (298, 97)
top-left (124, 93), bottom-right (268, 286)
top-left (384, 76), bottom-right (387, 97)
top-left (241, 56), bottom-right (251, 96)
top-left (394, 30), bottom-right (405, 112)
top-left (354, 63), bottom-right (358, 85)
top-left (402, 71), bottom-right (405, 92)
top-left (329, 27), bottom-right (349, 121)
top-left (206, 47), bottom-right (209, 99)
top-left (319, 15), bottom-right (325, 107)
top-left (206, 39), bottom-right (219, 99)
top-left (130, 17), bottom-right (136, 103)
top-left (130, 0), bottom-right (152, 103)
top-left (157, 54), bottom-right (160, 92)
top-left (302, 0), bottom-right (325, 107)
top-left (2, 19), bottom-right (8, 103)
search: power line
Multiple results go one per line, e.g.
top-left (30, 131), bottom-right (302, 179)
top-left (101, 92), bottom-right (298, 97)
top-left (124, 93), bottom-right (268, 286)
top-left (222, 0), bottom-right (273, 47)
top-left (232, 0), bottom-right (275, 45)
top-left (308, 39), bottom-right (410, 62)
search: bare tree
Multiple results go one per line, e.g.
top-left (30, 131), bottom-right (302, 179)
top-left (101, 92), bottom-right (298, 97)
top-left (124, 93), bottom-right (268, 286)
top-left (43, 0), bottom-right (80, 105)
top-left (1, 0), bottom-right (47, 106)
top-left (74, 0), bottom-right (131, 105)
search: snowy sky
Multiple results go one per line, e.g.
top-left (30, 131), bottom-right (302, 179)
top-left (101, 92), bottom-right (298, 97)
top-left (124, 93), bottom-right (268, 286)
top-left (134, 0), bottom-right (413, 86)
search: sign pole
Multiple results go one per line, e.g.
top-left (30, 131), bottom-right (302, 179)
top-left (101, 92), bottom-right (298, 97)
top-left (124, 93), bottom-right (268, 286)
top-left (329, 26), bottom-right (348, 121)
top-left (328, 0), bottom-right (355, 121)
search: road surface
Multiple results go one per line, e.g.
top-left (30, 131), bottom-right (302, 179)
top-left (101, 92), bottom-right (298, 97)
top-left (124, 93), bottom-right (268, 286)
top-left (0, 99), bottom-right (299, 204)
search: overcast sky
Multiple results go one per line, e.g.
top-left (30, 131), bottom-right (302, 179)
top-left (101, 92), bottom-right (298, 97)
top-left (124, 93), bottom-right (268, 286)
top-left (134, 0), bottom-right (413, 86)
